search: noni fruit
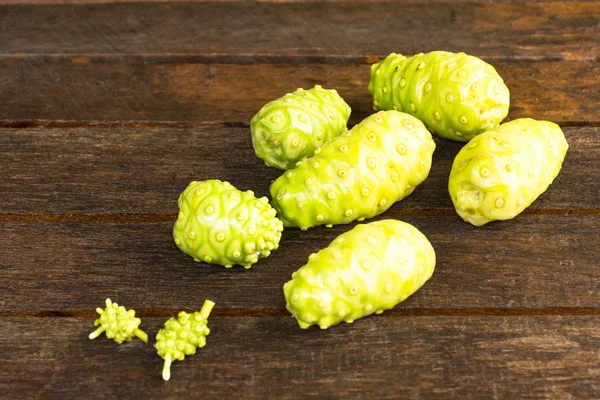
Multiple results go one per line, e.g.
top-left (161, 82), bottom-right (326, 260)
top-left (369, 51), bottom-right (510, 141)
top-left (284, 219), bottom-right (436, 329)
top-left (251, 85), bottom-right (351, 170)
top-left (448, 118), bottom-right (568, 226)
top-left (270, 110), bottom-right (435, 230)
top-left (89, 298), bottom-right (148, 344)
top-left (173, 180), bottom-right (284, 268)
top-left (155, 300), bottom-right (214, 381)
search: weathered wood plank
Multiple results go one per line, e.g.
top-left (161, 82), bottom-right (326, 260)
top-left (1, 316), bottom-right (599, 398)
top-left (0, 2), bottom-right (598, 60)
top-left (0, 216), bottom-right (598, 313)
top-left (0, 60), bottom-right (598, 124)
top-left (0, 0), bottom-right (587, 4)
top-left (0, 127), bottom-right (595, 213)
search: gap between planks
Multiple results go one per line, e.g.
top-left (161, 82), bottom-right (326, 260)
top-left (0, 208), bottom-right (599, 223)
top-left (0, 53), bottom-right (582, 64)
top-left (0, 0), bottom-right (589, 4)
top-left (0, 119), bottom-right (251, 129)
top-left (2, 306), bottom-right (600, 319)
top-left (1, 119), bottom-right (599, 129)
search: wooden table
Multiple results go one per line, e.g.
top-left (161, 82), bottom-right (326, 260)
top-left (1, 1), bottom-right (599, 398)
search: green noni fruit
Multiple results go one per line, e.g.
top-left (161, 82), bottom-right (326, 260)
top-left (89, 298), bottom-right (148, 344)
top-left (173, 180), bottom-right (284, 268)
top-left (369, 51), bottom-right (510, 142)
top-left (155, 300), bottom-right (214, 381)
top-left (449, 118), bottom-right (568, 226)
top-left (251, 85), bottom-right (351, 170)
top-left (270, 110), bottom-right (435, 230)
top-left (284, 219), bottom-right (436, 329)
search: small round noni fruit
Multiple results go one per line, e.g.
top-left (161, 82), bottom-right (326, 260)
top-left (251, 85), bottom-right (351, 170)
top-left (449, 118), bottom-right (568, 226)
top-left (174, 180), bottom-right (284, 268)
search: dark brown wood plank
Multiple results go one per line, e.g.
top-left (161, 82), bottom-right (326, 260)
top-left (2, 316), bottom-right (599, 398)
top-left (0, 2), bottom-right (598, 60)
top-left (1, 60), bottom-right (598, 125)
top-left (1, 216), bottom-right (598, 314)
top-left (1, 126), bottom-right (596, 214)
top-left (1, 0), bottom-right (587, 4)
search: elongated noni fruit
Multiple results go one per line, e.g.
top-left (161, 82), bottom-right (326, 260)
top-left (369, 51), bottom-right (510, 141)
top-left (173, 180), bottom-right (283, 268)
top-left (89, 298), bottom-right (148, 344)
top-left (155, 300), bottom-right (214, 381)
top-left (448, 118), bottom-right (568, 226)
top-left (270, 110), bottom-right (435, 230)
top-left (251, 85), bottom-right (351, 170)
top-left (284, 219), bottom-right (435, 329)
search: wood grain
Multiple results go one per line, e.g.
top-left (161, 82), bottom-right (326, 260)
top-left (1, 0), bottom-right (588, 4)
top-left (0, 60), bottom-right (597, 125)
top-left (1, 126), bottom-right (596, 214)
top-left (1, 2), bottom-right (598, 60)
top-left (1, 1), bottom-right (597, 398)
top-left (1, 215), bottom-right (598, 313)
top-left (2, 316), bottom-right (599, 399)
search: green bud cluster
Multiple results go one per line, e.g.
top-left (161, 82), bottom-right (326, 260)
top-left (155, 300), bottom-right (215, 381)
top-left (89, 298), bottom-right (148, 344)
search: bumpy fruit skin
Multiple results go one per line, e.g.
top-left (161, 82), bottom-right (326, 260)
top-left (449, 118), bottom-right (568, 226)
top-left (251, 85), bottom-right (351, 170)
top-left (89, 298), bottom-right (148, 344)
top-left (173, 180), bottom-right (284, 268)
top-left (155, 300), bottom-right (214, 381)
top-left (284, 219), bottom-right (436, 329)
top-left (369, 51), bottom-right (510, 142)
top-left (270, 110), bottom-right (435, 230)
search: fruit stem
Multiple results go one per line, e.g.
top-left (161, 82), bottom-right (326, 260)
top-left (134, 328), bottom-right (148, 343)
top-left (162, 354), bottom-right (172, 381)
top-left (88, 327), bottom-right (105, 340)
top-left (199, 300), bottom-right (215, 320)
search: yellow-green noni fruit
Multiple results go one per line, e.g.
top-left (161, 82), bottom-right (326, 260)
top-left (251, 85), bottom-right (351, 170)
top-left (284, 219), bottom-right (435, 329)
top-left (449, 118), bottom-right (568, 226)
top-left (89, 298), bottom-right (148, 344)
top-left (369, 51), bottom-right (510, 142)
top-left (270, 110), bottom-right (435, 230)
top-left (174, 180), bottom-right (283, 268)
top-left (155, 300), bottom-right (214, 381)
